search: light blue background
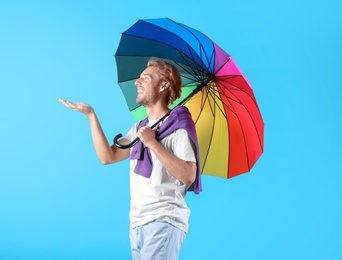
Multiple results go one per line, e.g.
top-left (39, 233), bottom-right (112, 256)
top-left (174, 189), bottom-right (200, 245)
top-left (1, 1), bottom-right (341, 259)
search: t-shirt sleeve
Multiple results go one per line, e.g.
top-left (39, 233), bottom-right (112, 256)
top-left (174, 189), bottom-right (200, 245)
top-left (172, 128), bottom-right (197, 163)
top-left (124, 123), bottom-right (137, 142)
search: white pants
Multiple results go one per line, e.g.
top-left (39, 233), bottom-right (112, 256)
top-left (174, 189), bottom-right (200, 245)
top-left (130, 221), bottom-right (186, 260)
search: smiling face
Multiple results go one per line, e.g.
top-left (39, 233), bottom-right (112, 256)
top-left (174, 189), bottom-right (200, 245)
top-left (135, 66), bottom-right (163, 107)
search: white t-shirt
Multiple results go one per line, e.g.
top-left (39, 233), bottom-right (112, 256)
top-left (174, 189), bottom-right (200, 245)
top-left (125, 118), bottom-right (196, 233)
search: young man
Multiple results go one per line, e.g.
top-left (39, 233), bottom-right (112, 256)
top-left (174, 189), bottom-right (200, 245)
top-left (59, 58), bottom-right (201, 259)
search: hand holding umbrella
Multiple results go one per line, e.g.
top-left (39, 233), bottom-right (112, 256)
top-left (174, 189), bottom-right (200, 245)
top-left (135, 124), bottom-right (160, 148)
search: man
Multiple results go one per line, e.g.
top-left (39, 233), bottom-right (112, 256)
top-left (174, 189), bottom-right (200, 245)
top-left (59, 58), bottom-right (201, 259)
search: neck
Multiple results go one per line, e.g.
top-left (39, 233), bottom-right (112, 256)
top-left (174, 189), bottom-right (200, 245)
top-left (145, 103), bottom-right (170, 120)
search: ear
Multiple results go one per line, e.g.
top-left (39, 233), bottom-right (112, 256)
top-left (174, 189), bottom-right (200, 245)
top-left (160, 81), bottom-right (170, 92)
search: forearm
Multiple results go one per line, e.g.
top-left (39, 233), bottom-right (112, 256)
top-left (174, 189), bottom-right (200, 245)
top-left (86, 112), bottom-right (118, 164)
top-left (149, 141), bottom-right (196, 185)
top-left (59, 98), bottom-right (129, 164)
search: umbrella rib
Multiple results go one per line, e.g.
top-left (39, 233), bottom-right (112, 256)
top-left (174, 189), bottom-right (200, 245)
top-left (206, 83), bottom-right (254, 176)
top-left (207, 84), bottom-right (237, 117)
top-left (216, 81), bottom-right (263, 150)
top-left (119, 32), bottom-right (207, 79)
top-left (119, 25), bottom-right (216, 85)
top-left (219, 76), bottom-right (258, 103)
top-left (204, 83), bottom-right (262, 174)
top-left (216, 83), bottom-right (241, 105)
top-left (198, 84), bottom-right (238, 177)
top-left (228, 86), bottom-right (264, 151)
top-left (204, 86), bottom-right (217, 117)
top-left (174, 20), bottom-right (213, 73)
top-left (218, 79), bottom-right (264, 164)
top-left (216, 77), bottom-right (256, 107)
top-left (174, 53), bottom-right (204, 82)
top-left (196, 86), bottom-right (216, 174)
top-left (115, 53), bottom-right (198, 83)
top-left (140, 19), bottom-right (212, 75)
top-left (212, 57), bottom-right (231, 77)
top-left (177, 46), bottom-right (209, 82)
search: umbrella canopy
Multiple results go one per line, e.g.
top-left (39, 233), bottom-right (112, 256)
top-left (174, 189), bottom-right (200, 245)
top-left (114, 18), bottom-right (264, 179)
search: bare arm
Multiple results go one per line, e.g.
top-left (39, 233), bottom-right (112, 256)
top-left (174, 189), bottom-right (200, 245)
top-left (136, 126), bottom-right (196, 186)
top-left (59, 98), bottom-right (130, 164)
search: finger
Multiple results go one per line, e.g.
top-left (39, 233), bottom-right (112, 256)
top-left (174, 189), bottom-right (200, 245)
top-left (59, 98), bottom-right (71, 105)
top-left (140, 126), bottom-right (151, 131)
top-left (153, 124), bottom-right (160, 131)
top-left (59, 98), bottom-right (76, 109)
top-left (59, 98), bottom-right (68, 105)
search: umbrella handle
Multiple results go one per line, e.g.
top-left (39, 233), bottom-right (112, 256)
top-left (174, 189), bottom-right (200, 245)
top-left (113, 110), bottom-right (171, 149)
top-left (113, 82), bottom-right (209, 150)
top-left (113, 134), bottom-right (139, 149)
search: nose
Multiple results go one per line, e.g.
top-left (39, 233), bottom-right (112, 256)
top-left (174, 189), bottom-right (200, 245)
top-left (135, 77), bottom-right (141, 86)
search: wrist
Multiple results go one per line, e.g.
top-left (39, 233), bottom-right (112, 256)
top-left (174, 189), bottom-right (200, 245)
top-left (148, 139), bottom-right (160, 151)
top-left (86, 109), bottom-right (96, 120)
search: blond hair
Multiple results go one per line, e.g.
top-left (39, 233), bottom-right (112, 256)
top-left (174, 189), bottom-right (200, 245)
top-left (147, 58), bottom-right (182, 105)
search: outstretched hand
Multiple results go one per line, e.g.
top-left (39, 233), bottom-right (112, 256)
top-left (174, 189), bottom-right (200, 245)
top-left (59, 98), bottom-right (94, 116)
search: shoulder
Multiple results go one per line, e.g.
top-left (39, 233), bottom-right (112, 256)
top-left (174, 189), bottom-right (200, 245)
top-left (125, 122), bottom-right (139, 141)
top-left (169, 128), bottom-right (194, 148)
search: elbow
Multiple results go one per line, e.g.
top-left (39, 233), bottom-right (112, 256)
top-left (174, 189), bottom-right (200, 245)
top-left (183, 180), bottom-right (194, 186)
top-left (99, 157), bottom-right (115, 165)
top-left (182, 162), bottom-right (197, 186)
top-left (183, 177), bottom-right (196, 186)
top-left (183, 172), bottom-right (196, 186)
top-left (101, 160), bottom-right (111, 165)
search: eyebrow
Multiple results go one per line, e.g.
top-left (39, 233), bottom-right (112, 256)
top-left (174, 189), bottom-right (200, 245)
top-left (141, 73), bottom-right (152, 79)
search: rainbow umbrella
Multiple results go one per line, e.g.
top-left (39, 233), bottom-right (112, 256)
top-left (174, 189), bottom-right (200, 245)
top-left (113, 18), bottom-right (264, 179)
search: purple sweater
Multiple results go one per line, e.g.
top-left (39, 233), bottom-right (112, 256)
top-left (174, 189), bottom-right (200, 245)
top-left (130, 106), bottom-right (202, 194)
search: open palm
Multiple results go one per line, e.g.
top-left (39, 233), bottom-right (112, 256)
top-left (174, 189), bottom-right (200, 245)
top-left (59, 98), bottom-right (94, 116)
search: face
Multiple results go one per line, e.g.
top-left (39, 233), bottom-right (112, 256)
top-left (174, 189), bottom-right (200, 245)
top-left (135, 66), bottom-right (162, 107)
